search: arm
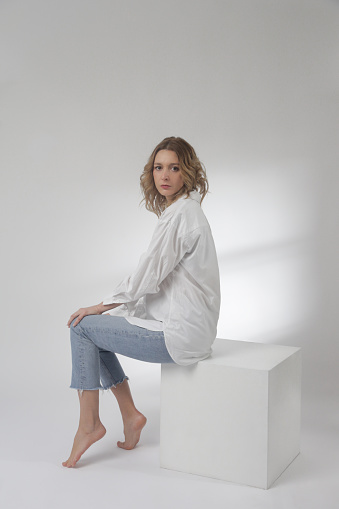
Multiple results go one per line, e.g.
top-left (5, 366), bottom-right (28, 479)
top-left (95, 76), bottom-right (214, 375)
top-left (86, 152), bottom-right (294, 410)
top-left (68, 215), bottom-right (189, 327)
top-left (103, 215), bottom-right (189, 306)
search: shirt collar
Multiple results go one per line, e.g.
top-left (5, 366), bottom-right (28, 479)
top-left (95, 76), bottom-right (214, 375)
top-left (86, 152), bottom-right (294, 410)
top-left (189, 190), bottom-right (202, 203)
top-left (175, 189), bottom-right (201, 204)
top-left (162, 190), bottom-right (201, 218)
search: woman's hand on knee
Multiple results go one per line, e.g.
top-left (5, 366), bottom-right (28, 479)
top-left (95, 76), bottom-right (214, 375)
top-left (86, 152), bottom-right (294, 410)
top-left (67, 303), bottom-right (104, 328)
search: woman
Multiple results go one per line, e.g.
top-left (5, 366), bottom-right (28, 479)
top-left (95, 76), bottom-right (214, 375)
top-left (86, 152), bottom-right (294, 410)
top-left (62, 136), bottom-right (220, 468)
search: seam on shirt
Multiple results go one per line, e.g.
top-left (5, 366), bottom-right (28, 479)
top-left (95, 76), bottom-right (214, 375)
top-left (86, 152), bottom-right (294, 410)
top-left (163, 216), bottom-right (208, 240)
top-left (143, 257), bottom-right (169, 294)
top-left (183, 224), bottom-right (210, 238)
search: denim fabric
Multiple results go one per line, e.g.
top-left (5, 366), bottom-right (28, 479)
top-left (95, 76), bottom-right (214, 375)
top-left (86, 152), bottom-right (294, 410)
top-left (69, 315), bottom-right (174, 391)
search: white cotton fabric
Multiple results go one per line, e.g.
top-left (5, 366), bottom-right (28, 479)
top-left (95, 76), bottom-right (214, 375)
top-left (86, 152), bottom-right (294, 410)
top-left (103, 190), bottom-right (220, 366)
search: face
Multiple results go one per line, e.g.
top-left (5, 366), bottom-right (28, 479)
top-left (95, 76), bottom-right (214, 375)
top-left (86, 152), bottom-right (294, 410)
top-left (153, 150), bottom-right (184, 202)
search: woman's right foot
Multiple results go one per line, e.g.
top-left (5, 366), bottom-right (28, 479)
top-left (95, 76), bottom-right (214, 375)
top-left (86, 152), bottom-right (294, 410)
top-left (117, 412), bottom-right (147, 450)
top-left (62, 422), bottom-right (106, 468)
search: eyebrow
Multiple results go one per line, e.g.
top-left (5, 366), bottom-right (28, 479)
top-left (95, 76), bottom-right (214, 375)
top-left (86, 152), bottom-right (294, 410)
top-left (153, 162), bottom-right (179, 166)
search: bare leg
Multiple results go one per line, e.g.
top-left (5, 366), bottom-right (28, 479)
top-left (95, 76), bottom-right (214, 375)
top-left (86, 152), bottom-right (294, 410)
top-left (111, 379), bottom-right (147, 450)
top-left (62, 390), bottom-right (106, 468)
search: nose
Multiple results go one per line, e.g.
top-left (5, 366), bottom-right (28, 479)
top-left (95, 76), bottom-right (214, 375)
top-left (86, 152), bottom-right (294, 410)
top-left (161, 168), bottom-right (170, 180)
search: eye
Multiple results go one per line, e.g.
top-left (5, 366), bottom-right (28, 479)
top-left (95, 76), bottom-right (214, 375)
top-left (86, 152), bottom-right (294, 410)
top-left (171, 166), bottom-right (180, 172)
top-left (154, 166), bottom-right (162, 171)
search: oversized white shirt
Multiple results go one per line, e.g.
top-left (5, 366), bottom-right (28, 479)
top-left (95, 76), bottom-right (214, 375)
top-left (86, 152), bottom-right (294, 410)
top-left (103, 190), bottom-right (220, 366)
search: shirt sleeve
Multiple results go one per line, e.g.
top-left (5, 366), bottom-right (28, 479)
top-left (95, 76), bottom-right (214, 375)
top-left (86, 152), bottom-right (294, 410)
top-left (102, 216), bottom-right (189, 305)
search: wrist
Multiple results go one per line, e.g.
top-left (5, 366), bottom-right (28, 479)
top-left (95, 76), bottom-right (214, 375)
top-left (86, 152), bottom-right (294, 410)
top-left (98, 302), bottom-right (106, 314)
top-left (99, 302), bottom-right (121, 313)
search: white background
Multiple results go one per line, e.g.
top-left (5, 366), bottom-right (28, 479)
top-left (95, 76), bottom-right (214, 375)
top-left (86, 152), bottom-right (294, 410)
top-left (0, 0), bottom-right (338, 508)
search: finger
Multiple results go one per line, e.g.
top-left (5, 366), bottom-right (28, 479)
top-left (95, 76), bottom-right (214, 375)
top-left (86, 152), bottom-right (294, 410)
top-left (72, 313), bottom-right (85, 327)
top-left (67, 315), bottom-right (75, 327)
top-left (67, 311), bottom-right (80, 328)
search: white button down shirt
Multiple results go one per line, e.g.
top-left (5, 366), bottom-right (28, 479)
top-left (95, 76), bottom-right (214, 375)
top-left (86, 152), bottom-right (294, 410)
top-left (103, 190), bottom-right (220, 366)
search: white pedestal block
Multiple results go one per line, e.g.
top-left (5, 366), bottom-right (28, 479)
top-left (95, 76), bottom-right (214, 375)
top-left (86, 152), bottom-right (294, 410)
top-left (160, 339), bottom-right (301, 489)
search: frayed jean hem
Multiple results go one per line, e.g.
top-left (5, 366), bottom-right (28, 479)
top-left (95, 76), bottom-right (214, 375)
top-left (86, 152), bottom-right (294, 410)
top-left (102, 375), bottom-right (129, 390)
top-left (69, 375), bottom-right (129, 396)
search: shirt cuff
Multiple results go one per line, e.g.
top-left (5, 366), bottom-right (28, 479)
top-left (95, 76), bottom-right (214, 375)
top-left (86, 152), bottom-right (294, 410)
top-left (102, 296), bottom-right (126, 305)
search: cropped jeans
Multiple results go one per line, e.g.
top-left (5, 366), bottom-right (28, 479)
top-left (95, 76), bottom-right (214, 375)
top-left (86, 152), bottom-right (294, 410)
top-left (69, 315), bottom-right (175, 392)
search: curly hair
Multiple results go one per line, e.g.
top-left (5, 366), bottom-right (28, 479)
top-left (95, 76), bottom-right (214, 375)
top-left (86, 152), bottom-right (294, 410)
top-left (140, 137), bottom-right (209, 217)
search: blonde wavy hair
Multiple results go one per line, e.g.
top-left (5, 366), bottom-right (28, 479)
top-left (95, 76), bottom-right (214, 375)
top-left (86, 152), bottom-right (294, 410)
top-left (140, 137), bottom-right (209, 217)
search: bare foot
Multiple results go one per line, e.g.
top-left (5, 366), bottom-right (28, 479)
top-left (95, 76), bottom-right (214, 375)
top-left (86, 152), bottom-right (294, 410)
top-left (117, 412), bottom-right (147, 450)
top-left (62, 422), bottom-right (106, 467)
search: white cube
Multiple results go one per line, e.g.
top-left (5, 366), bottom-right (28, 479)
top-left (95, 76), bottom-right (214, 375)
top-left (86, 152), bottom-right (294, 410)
top-left (160, 338), bottom-right (301, 489)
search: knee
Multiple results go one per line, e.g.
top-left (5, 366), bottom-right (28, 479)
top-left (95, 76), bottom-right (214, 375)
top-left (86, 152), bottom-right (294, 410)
top-left (70, 319), bottom-right (82, 339)
top-left (70, 317), bottom-right (93, 339)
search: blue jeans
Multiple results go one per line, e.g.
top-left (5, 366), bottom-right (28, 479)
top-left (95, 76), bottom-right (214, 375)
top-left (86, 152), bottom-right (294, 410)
top-left (69, 315), bottom-right (174, 391)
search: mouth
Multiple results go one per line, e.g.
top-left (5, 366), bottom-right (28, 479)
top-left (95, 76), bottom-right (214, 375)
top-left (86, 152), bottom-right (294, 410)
top-left (161, 185), bottom-right (170, 189)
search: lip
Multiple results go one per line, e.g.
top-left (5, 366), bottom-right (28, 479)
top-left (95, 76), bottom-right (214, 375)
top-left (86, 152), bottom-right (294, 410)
top-left (161, 185), bottom-right (170, 189)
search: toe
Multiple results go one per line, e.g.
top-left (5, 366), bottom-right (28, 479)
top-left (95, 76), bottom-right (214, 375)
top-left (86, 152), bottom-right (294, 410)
top-left (117, 440), bottom-right (131, 450)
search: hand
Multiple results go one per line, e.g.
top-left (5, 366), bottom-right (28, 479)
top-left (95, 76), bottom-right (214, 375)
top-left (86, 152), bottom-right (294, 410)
top-left (67, 303), bottom-right (104, 328)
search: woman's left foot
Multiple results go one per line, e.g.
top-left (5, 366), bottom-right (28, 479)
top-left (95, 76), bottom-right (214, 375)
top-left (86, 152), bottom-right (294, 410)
top-left (62, 422), bottom-right (106, 467)
top-left (117, 412), bottom-right (147, 450)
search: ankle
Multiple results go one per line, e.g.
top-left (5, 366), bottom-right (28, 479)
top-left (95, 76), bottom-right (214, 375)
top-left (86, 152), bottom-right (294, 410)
top-left (121, 409), bottom-right (145, 426)
top-left (78, 419), bottom-right (102, 434)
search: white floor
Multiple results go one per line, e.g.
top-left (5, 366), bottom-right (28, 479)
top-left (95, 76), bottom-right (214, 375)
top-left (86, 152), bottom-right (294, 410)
top-left (1, 364), bottom-right (338, 509)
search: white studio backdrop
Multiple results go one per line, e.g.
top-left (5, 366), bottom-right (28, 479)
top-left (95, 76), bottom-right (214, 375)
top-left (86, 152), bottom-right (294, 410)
top-left (0, 0), bottom-right (338, 409)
